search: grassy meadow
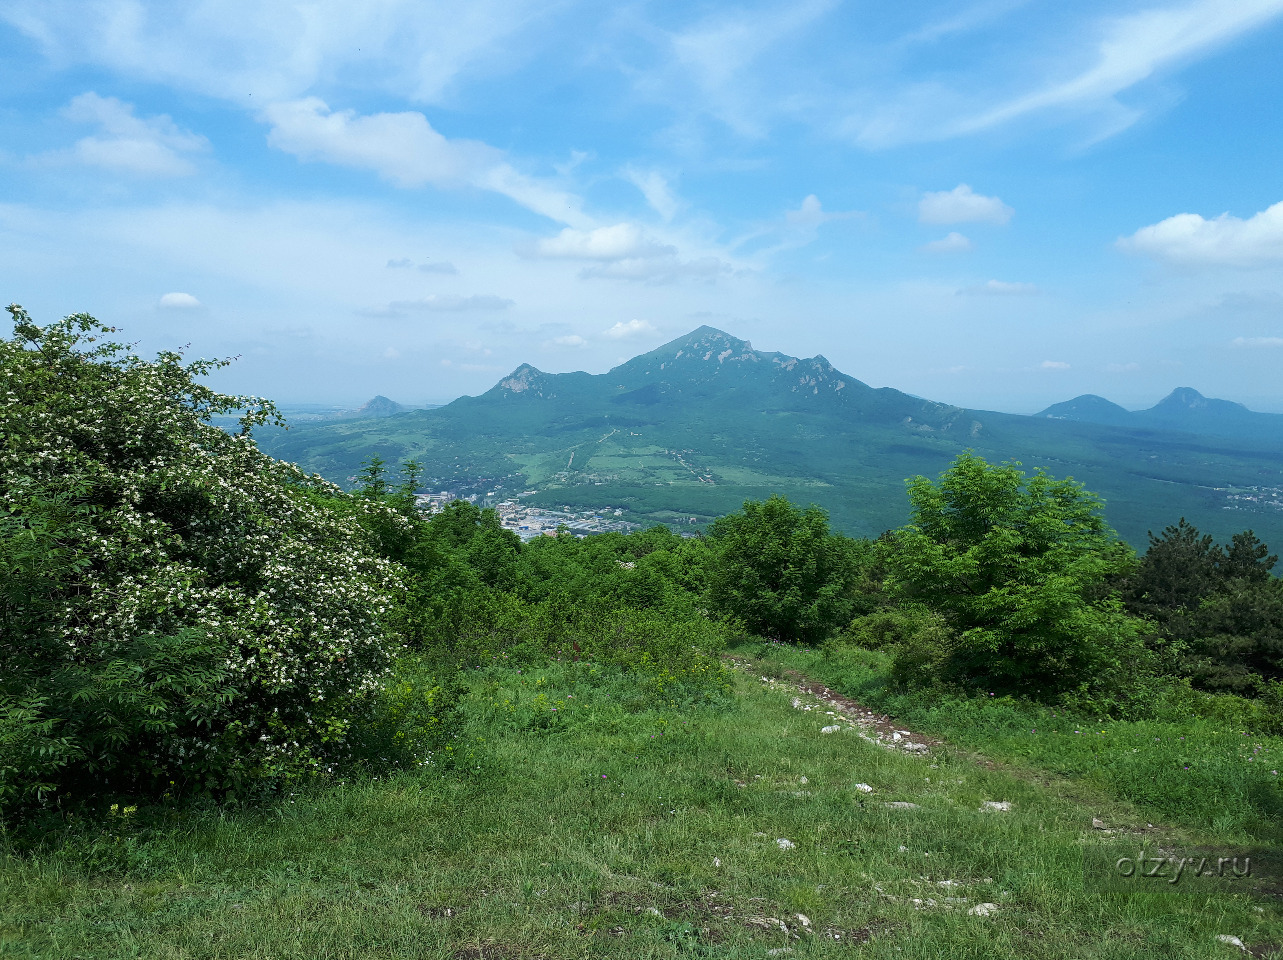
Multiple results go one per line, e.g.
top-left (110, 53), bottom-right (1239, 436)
top-left (3, 654), bottom-right (1280, 959)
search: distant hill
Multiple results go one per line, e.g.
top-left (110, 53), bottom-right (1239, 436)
top-left (258, 327), bottom-right (1283, 549)
top-left (342, 396), bottom-right (408, 419)
top-left (1037, 388), bottom-right (1283, 442)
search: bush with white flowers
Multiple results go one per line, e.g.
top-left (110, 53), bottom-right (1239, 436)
top-left (0, 306), bottom-right (407, 811)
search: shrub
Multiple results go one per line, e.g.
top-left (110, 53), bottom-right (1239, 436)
top-left (0, 307), bottom-right (406, 813)
top-left (705, 495), bottom-right (861, 644)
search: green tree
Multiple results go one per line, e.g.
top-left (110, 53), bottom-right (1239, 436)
top-left (1122, 521), bottom-right (1279, 695)
top-left (884, 453), bottom-right (1141, 694)
top-left (705, 495), bottom-right (859, 644)
top-left (1122, 519), bottom-right (1223, 620)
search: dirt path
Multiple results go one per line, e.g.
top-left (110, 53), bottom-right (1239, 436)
top-left (723, 653), bottom-right (1175, 841)
top-left (725, 655), bottom-right (941, 757)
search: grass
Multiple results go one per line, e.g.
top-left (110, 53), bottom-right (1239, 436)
top-left (2, 656), bottom-right (1281, 958)
top-left (742, 640), bottom-right (1283, 845)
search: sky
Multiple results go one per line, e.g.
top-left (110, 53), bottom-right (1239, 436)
top-left (2, 1), bottom-right (1283, 414)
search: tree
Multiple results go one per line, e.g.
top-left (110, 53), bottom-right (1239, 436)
top-left (705, 495), bottom-right (860, 644)
top-left (1122, 519), bottom-right (1222, 620)
top-left (883, 453), bottom-right (1141, 694)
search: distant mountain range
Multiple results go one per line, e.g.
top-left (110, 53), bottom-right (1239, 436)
top-left (1037, 388), bottom-right (1283, 442)
top-left (258, 327), bottom-right (1283, 549)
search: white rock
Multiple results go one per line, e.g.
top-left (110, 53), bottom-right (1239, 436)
top-left (1215, 935), bottom-right (1246, 950)
top-left (821, 725), bottom-right (842, 734)
top-left (799, 776), bottom-right (808, 784)
top-left (776, 838), bottom-right (796, 850)
top-left (885, 801), bottom-right (920, 810)
top-left (968, 903), bottom-right (999, 917)
top-left (854, 783), bottom-right (874, 793)
top-left (981, 801), bottom-right (1012, 812)
top-left (713, 857), bottom-right (721, 867)
top-left (794, 913), bottom-right (811, 928)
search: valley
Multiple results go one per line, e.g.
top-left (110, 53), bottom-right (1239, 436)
top-left (259, 327), bottom-right (1283, 548)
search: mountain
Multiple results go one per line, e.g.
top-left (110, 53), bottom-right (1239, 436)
top-left (1037, 388), bottom-right (1283, 442)
top-left (258, 327), bottom-right (1283, 549)
top-left (1037, 394), bottom-right (1133, 428)
top-left (343, 395), bottom-right (407, 419)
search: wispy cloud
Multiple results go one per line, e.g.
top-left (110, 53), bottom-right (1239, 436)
top-left (1, 0), bottom-right (560, 105)
top-left (388, 258), bottom-right (459, 274)
top-left (522, 223), bottom-right (672, 260)
top-left (263, 98), bottom-right (589, 226)
top-left (844, 0), bottom-right (1283, 147)
top-left (624, 168), bottom-right (682, 221)
top-left (1118, 200), bottom-right (1283, 266)
top-left (1232, 336), bottom-right (1283, 347)
top-left (369, 294), bottom-right (514, 316)
top-left (49, 92), bottom-right (208, 176)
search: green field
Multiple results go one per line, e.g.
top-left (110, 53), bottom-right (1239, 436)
top-left (5, 653), bottom-right (1280, 959)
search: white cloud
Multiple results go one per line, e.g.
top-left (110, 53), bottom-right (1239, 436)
top-left (625, 168), bottom-right (681, 222)
top-left (1118, 200), bottom-right (1283, 267)
top-left (958, 279), bottom-right (1039, 296)
top-left (263, 98), bottom-right (589, 226)
top-left (1232, 336), bottom-right (1283, 347)
top-left (604, 319), bottom-right (657, 339)
top-left (919, 185), bottom-right (1012, 225)
top-left (847, 0), bottom-right (1283, 146)
top-left (524, 223), bottom-right (672, 260)
top-left (785, 194), bottom-right (861, 230)
top-left (2, 0), bottom-right (557, 106)
top-left (552, 334), bottom-right (587, 347)
top-left (959, 0), bottom-right (1283, 135)
top-left (158, 291), bottom-right (202, 309)
top-left (662, 0), bottom-right (838, 137)
top-left (1106, 361), bottom-right (1141, 372)
top-left (920, 232), bottom-right (974, 254)
top-left (59, 92), bottom-right (207, 177)
top-left (1041, 360), bottom-right (1070, 369)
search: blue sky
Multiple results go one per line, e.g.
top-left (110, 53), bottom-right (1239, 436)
top-left (3, 0), bottom-right (1283, 413)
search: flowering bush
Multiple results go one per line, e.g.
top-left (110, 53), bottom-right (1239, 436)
top-left (0, 306), bottom-right (407, 812)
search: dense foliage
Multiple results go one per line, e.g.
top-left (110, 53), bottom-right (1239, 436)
top-left (0, 307), bottom-right (411, 810)
top-left (1124, 519), bottom-right (1281, 695)
top-left (705, 495), bottom-right (861, 644)
top-left (880, 453), bottom-right (1145, 696)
